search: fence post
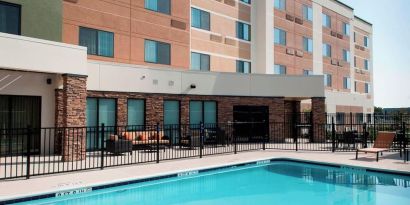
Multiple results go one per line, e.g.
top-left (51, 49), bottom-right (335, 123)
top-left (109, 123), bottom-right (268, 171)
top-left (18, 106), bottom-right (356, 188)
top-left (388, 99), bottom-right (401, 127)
top-left (310, 111), bottom-right (314, 142)
top-left (199, 122), bottom-right (204, 158)
top-left (373, 114), bottom-right (376, 142)
top-left (402, 122), bottom-right (406, 156)
top-left (331, 117), bottom-right (335, 152)
top-left (100, 123), bottom-right (105, 170)
top-left (295, 121), bottom-right (298, 152)
top-left (363, 123), bottom-right (368, 148)
top-left (26, 125), bottom-right (32, 179)
top-left (156, 122), bottom-right (160, 163)
top-left (234, 122), bottom-right (237, 154)
top-left (263, 121), bottom-right (267, 151)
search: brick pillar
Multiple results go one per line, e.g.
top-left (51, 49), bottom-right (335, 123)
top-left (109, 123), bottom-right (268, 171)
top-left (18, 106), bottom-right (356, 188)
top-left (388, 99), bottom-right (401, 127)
top-left (55, 74), bottom-right (87, 161)
top-left (180, 96), bottom-right (190, 125)
top-left (117, 97), bottom-right (127, 126)
top-left (312, 97), bottom-right (326, 143)
top-left (146, 95), bottom-right (163, 125)
top-left (270, 97), bottom-right (285, 142)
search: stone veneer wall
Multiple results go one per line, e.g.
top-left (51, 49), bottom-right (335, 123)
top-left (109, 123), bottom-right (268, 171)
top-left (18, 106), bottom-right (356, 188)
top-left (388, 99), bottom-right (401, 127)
top-left (86, 91), bottom-right (286, 126)
top-left (55, 87), bottom-right (326, 158)
top-left (55, 74), bottom-right (87, 161)
top-left (87, 91), bottom-right (288, 142)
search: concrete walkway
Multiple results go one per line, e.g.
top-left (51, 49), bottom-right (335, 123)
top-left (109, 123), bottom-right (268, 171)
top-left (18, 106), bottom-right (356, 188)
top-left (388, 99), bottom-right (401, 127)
top-left (0, 150), bottom-right (409, 202)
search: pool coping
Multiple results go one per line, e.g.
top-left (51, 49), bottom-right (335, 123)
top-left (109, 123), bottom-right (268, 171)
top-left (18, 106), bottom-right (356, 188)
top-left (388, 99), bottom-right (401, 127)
top-left (1, 156), bottom-right (410, 204)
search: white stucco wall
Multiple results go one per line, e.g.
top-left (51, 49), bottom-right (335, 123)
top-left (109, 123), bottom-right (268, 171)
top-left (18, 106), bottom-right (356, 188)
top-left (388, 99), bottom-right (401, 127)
top-left (251, 0), bottom-right (273, 74)
top-left (325, 90), bottom-right (374, 114)
top-left (87, 61), bottom-right (325, 98)
top-left (0, 32), bottom-right (87, 75)
top-left (0, 70), bottom-right (59, 128)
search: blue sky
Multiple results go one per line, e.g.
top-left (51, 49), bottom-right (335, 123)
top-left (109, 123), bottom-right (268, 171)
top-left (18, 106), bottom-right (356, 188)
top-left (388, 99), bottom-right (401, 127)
top-left (340, 0), bottom-right (410, 108)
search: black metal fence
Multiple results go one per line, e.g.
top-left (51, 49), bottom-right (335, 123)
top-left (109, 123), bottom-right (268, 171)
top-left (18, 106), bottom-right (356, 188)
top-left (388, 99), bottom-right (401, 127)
top-left (0, 114), bottom-right (408, 180)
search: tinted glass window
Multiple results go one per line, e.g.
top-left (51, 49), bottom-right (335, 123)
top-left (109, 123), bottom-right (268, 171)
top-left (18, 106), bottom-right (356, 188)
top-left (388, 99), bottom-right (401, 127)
top-left (0, 2), bottom-right (20, 35)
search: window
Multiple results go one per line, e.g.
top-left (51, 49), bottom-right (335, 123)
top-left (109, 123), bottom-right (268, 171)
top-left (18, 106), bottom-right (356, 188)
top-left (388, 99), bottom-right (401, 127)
top-left (324, 74), bottom-right (332, 87)
top-left (86, 98), bottom-right (116, 150)
top-left (144, 40), bottom-right (171, 65)
top-left (79, 27), bottom-right (114, 57)
top-left (323, 43), bottom-right (332, 57)
top-left (353, 32), bottom-right (356, 42)
top-left (274, 64), bottom-right (287, 75)
top-left (343, 49), bottom-right (350, 62)
top-left (336, 112), bottom-right (345, 124)
top-left (191, 8), bottom-right (210, 31)
top-left (274, 0), bottom-right (286, 10)
top-left (164, 100), bottom-right (180, 126)
top-left (164, 100), bottom-right (180, 141)
top-left (342, 22), bottom-right (350, 36)
top-left (236, 22), bottom-right (251, 41)
top-left (274, 28), bottom-right (286, 46)
top-left (0, 1), bottom-right (20, 35)
top-left (365, 83), bottom-right (370, 93)
top-left (356, 113), bottom-right (364, 124)
top-left (189, 101), bottom-right (217, 125)
top-left (343, 77), bottom-right (351, 89)
top-left (302, 5), bottom-right (313, 21)
top-left (364, 59), bottom-right (369, 70)
top-left (303, 70), bottom-right (313, 76)
top-left (322, 13), bottom-right (331, 28)
top-left (145, 0), bottom-right (170, 15)
top-left (364, 36), bottom-right (369, 47)
top-left (303, 37), bottom-right (313, 53)
top-left (191, 52), bottom-right (210, 71)
top-left (366, 114), bottom-right (372, 123)
top-left (240, 0), bottom-right (251, 4)
top-left (127, 99), bottom-right (145, 127)
top-left (236, 60), bottom-right (251, 73)
top-left (354, 56), bottom-right (357, 67)
top-left (354, 81), bottom-right (358, 92)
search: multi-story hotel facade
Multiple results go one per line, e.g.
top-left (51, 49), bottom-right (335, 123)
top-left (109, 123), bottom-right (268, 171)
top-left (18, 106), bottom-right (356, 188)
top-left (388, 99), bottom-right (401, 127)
top-left (0, 0), bottom-right (372, 155)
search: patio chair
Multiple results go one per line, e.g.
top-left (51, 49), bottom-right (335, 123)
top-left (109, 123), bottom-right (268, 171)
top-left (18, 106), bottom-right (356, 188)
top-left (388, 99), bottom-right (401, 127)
top-left (355, 131), bottom-right (396, 162)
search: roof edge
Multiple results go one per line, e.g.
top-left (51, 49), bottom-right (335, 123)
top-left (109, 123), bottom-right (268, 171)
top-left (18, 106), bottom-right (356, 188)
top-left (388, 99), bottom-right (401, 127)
top-left (354, 15), bottom-right (373, 26)
top-left (333, 0), bottom-right (354, 11)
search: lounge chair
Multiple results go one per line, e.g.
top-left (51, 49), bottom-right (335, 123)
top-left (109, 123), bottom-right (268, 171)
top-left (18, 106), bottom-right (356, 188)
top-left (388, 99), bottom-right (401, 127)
top-left (355, 131), bottom-right (395, 162)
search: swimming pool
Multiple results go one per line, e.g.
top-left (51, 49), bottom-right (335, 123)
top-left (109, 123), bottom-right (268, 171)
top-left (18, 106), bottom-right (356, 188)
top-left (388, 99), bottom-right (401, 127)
top-left (9, 160), bottom-right (410, 205)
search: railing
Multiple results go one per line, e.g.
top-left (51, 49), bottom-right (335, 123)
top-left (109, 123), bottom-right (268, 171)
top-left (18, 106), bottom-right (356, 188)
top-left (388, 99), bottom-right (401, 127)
top-left (0, 120), bottom-right (407, 180)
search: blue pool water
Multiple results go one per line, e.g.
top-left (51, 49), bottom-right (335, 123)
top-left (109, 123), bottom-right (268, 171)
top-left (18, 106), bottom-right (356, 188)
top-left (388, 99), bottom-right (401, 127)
top-left (13, 161), bottom-right (410, 205)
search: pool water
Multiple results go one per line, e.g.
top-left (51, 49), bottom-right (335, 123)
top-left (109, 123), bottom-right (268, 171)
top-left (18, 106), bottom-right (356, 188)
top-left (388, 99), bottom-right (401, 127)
top-left (14, 161), bottom-right (410, 205)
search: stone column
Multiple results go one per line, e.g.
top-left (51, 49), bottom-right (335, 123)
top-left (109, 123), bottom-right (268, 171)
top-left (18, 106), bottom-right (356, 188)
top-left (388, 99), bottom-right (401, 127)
top-left (312, 97), bottom-right (326, 143)
top-left (55, 74), bottom-right (87, 161)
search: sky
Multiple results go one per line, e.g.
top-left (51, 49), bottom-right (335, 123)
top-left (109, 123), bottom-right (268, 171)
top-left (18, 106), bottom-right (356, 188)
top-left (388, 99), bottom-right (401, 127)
top-left (339, 0), bottom-right (410, 108)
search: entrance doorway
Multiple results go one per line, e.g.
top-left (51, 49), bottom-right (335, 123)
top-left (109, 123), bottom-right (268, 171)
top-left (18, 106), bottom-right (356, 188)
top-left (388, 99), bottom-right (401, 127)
top-left (0, 95), bottom-right (41, 155)
top-left (233, 106), bottom-right (269, 142)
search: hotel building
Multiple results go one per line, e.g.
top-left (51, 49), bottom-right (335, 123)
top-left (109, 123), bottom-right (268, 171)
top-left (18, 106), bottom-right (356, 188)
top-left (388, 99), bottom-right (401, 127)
top-left (0, 0), bottom-right (372, 158)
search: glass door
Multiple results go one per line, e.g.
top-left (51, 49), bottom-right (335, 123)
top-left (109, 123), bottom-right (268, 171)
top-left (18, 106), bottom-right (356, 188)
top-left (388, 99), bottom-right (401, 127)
top-left (0, 95), bottom-right (41, 155)
top-left (86, 98), bottom-right (116, 150)
top-left (164, 100), bottom-right (180, 144)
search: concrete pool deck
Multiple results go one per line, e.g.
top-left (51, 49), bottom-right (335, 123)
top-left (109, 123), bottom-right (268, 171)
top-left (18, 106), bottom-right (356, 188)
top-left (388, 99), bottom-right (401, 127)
top-left (0, 150), bottom-right (409, 202)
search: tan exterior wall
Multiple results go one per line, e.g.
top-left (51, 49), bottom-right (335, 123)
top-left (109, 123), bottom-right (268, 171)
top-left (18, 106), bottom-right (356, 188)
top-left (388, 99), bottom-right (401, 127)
top-left (1, 0), bottom-right (374, 121)
top-left (191, 0), bottom-right (251, 72)
top-left (62, 0), bottom-right (190, 69)
top-left (321, 7), bottom-right (351, 93)
top-left (274, 0), bottom-right (314, 75)
top-left (353, 26), bottom-right (372, 95)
